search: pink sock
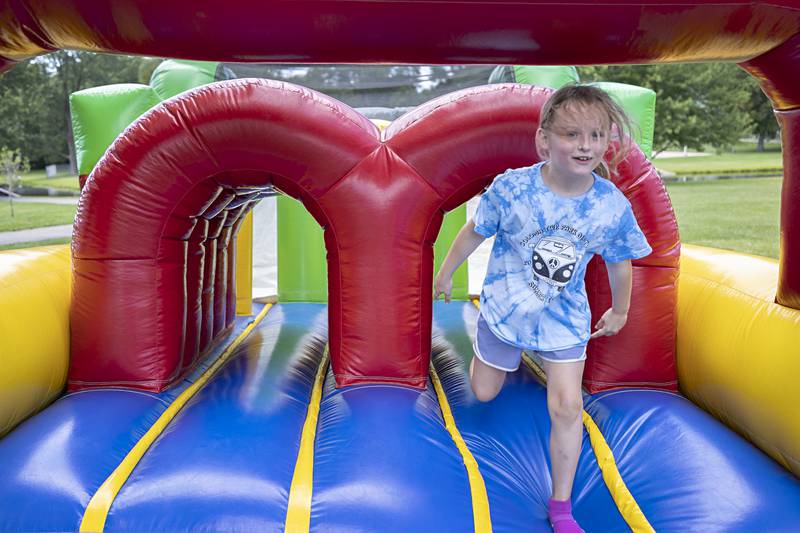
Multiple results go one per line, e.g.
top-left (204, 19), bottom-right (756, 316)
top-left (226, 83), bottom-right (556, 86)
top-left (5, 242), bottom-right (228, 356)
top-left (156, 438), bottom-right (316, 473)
top-left (547, 498), bottom-right (584, 533)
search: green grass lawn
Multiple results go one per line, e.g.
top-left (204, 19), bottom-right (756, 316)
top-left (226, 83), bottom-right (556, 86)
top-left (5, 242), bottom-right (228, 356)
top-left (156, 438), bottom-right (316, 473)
top-left (665, 177), bottom-right (781, 259)
top-left (0, 202), bottom-right (77, 232)
top-left (20, 170), bottom-right (81, 193)
top-left (655, 145), bottom-right (783, 175)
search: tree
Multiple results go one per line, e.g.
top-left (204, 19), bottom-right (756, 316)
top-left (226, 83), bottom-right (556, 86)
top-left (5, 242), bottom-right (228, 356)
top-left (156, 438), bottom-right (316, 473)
top-left (0, 52), bottom-right (149, 171)
top-left (0, 146), bottom-right (30, 217)
top-left (223, 64), bottom-right (494, 109)
top-left (578, 63), bottom-right (752, 154)
top-left (37, 51), bottom-right (144, 173)
top-left (0, 60), bottom-right (62, 167)
top-left (745, 80), bottom-right (779, 152)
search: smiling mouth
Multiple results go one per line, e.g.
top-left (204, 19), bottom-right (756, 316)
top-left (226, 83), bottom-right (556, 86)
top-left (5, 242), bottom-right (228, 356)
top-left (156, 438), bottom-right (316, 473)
top-left (573, 156), bottom-right (592, 162)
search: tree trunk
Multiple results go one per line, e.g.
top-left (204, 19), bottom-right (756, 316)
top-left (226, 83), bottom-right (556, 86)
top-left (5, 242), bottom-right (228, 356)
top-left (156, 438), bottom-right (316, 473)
top-left (66, 98), bottom-right (77, 175)
top-left (62, 53), bottom-right (79, 175)
top-left (757, 132), bottom-right (766, 152)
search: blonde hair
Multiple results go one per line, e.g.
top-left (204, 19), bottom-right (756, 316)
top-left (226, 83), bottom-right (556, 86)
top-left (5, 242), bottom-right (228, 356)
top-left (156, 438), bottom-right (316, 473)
top-left (538, 84), bottom-right (634, 179)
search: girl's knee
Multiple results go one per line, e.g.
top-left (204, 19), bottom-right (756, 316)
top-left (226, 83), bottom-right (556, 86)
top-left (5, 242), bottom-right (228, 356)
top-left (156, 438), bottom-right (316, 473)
top-left (469, 357), bottom-right (505, 402)
top-left (471, 379), bottom-right (502, 402)
top-left (547, 391), bottom-right (583, 423)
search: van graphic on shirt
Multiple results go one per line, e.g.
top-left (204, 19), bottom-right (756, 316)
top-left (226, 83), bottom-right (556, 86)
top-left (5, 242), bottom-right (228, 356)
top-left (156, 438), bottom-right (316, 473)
top-left (531, 236), bottom-right (577, 289)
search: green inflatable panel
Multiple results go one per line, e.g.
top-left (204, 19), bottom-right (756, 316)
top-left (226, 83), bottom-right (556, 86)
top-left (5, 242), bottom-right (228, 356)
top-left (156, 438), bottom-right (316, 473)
top-left (498, 66), bottom-right (656, 158)
top-left (591, 82), bottom-right (656, 158)
top-left (512, 65), bottom-right (580, 89)
top-left (275, 199), bottom-right (467, 302)
top-left (433, 204), bottom-right (468, 300)
top-left (71, 60), bottom-right (231, 177)
top-left (70, 84), bottom-right (162, 175)
top-left (149, 59), bottom-right (224, 101)
top-left (277, 195), bottom-right (328, 302)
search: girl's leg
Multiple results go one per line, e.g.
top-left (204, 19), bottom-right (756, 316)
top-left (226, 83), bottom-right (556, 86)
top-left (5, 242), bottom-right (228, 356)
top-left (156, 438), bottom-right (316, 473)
top-left (542, 359), bottom-right (585, 501)
top-left (469, 356), bottom-right (507, 402)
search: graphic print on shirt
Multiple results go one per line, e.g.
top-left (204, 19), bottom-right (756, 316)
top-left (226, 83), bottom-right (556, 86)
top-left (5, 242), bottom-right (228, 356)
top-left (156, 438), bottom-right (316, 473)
top-left (532, 236), bottom-right (576, 286)
top-left (522, 226), bottom-right (588, 303)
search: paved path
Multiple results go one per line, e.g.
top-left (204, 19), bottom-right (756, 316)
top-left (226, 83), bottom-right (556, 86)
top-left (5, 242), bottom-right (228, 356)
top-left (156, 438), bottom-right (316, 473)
top-left (0, 196), bottom-right (78, 246)
top-left (0, 224), bottom-right (73, 246)
top-left (653, 150), bottom-right (710, 158)
top-left (14, 196), bottom-right (80, 205)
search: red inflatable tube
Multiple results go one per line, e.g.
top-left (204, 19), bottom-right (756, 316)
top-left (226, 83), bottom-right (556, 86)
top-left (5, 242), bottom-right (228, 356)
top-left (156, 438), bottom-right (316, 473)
top-left (225, 202), bottom-right (259, 329)
top-left (184, 218), bottom-right (209, 373)
top-left (2, 2), bottom-right (798, 66)
top-left (741, 36), bottom-right (800, 307)
top-left (214, 203), bottom-right (250, 337)
top-left (584, 150), bottom-right (680, 392)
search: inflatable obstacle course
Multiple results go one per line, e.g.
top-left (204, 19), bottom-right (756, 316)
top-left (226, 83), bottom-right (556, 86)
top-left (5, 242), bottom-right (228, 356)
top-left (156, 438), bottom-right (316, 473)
top-left (1, 2), bottom-right (800, 531)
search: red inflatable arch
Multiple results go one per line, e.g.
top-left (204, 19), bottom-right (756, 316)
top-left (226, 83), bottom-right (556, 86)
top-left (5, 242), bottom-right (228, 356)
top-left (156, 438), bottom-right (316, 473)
top-left (70, 80), bottom-right (678, 393)
top-left (70, 79), bottom-right (381, 390)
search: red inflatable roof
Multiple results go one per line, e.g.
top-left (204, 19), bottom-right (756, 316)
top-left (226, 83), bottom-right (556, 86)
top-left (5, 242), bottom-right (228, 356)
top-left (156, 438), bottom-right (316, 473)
top-left (1, 1), bottom-right (800, 71)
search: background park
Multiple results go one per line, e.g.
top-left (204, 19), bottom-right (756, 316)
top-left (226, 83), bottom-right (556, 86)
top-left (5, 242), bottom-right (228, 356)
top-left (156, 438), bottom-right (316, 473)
top-left (0, 53), bottom-right (785, 258)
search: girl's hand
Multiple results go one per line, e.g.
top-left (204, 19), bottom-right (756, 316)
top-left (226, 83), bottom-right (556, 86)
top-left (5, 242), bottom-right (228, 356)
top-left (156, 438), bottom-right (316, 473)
top-left (433, 273), bottom-right (453, 303)
top-left (590, 308), bottom-right (628, 338)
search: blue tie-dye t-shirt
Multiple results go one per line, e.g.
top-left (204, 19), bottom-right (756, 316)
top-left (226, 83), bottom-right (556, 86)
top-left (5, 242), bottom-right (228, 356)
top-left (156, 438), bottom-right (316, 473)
top-left (473, 162), bottom-right (652, 351)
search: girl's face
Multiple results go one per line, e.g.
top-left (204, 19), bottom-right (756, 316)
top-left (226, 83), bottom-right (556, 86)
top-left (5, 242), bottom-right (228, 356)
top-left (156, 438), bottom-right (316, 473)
top-left (536, 104), bottom-right (611, 181)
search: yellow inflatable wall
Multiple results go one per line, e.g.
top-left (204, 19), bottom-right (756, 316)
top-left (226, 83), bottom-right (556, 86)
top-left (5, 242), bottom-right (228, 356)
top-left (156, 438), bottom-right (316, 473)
top-left (0, 245), bottom-right (71, 436)
top-left (677, 245), bottom-right (800, 477)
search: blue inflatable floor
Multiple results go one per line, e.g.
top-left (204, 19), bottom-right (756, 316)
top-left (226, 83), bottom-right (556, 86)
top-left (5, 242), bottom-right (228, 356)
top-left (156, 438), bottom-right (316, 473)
top-left (1, 302), bottom-right (798, 532)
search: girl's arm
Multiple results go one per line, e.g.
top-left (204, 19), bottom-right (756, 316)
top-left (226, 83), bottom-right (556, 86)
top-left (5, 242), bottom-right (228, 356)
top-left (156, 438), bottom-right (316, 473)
top-left (590, 259), bottom-right (632, 338)
top-left (434, 219), bottom-right (486, 302)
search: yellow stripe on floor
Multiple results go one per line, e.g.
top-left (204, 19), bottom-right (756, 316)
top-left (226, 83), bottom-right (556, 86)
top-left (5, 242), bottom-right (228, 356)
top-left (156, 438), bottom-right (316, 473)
top-left (284, 346), bottom-right (330, 533)
top-left (80, 304), bottom-right (273, 533)
top-left (520, 352), bottom-right (654, 533)
top-left (430, 363), bottom-right (493, 533)
top-left (472, 298), bottom-right (652, 532)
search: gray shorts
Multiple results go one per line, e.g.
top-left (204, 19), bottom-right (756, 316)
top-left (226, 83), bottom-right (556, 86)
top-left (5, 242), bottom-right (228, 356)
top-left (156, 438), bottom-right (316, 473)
top-left (473, 313), bottom-right (587, 372)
